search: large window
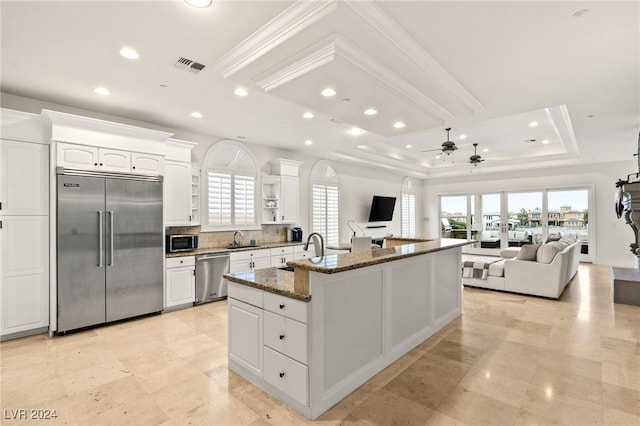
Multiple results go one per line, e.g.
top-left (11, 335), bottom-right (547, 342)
top-left (310, 160), bottom-right (340, 246)
top-left (202, 140), bottom-right (257, 230)
top-left (401, 177), bottom-right (416, 238)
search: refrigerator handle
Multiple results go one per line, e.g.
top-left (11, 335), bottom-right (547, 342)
top-left (98, 211), bottom-right (104, 267)
top-left (109, 211), bottom-right (114, 266)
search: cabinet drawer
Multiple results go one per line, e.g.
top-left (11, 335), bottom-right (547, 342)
top-left (270, 247), bottom-right (294, 257)
top-left (229, 248), bottom-right (270, 262)
top-left (263, 346), bottom-right (308, 406)
top-left (228, 281), bottom-right (263, 308)
top-left (264, 311), bottom-right (308, 364)
top-left (293, 245), bottom-right (312, 254)
top-left (263, 292), bottom-right (308, 323)
top-left (166, 256), bottom-right (195, 268)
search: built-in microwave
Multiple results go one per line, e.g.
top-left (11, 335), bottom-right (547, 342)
top-left (166, 234), bottom-right (198, 253)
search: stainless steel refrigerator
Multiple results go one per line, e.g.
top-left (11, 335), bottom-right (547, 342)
top-left (56, 170), bottom-right (163, 333)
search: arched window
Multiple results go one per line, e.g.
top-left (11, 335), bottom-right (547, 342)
top-left (310, 160), bottom-right (340, 246)
top-left (201, 140), bottom-right (257, 230)
top-left (401, 176), bottom-right (416, 237)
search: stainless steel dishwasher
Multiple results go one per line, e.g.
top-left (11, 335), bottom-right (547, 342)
top-left (195, 254), bottom-right (230, 304)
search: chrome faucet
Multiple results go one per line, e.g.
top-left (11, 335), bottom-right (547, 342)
top-left (304, 232), bottom-right (324, 257)
top-left (233, 230), bottom-right (243, 246)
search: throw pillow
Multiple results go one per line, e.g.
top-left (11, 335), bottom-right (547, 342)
top-left (545, 234), bottom-right (561, 243)
top-left (536, 242), bottom-right (563, 264)
top-left (515, 243), bottom-right (541, 261)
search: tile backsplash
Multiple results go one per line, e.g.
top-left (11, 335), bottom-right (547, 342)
top-left (166, 225), bottom-right (290, 249)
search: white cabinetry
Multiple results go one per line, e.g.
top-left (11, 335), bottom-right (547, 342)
top-left (164, 161), bottom-right (192, 225)
top-left (0, 138), bottom-right (50, 339)
top-left (229, 248), bottom-right (271, 273)
top-left (293, 244), bottom-right (312, 260)
top-left (164, 139), bottom-right (196, 226)
top-left (270, 246), bottom-right (294, 268)
top-left (56, 142), bottom-right (163, 175)
top-left (227, 282), bottom-right (309, 405)
top-left (165, 256), bottom-right (195, 309)
top-left (228, 293), bottom-right (264, 376)
top-left (262, 159), bottom-right (302, 225)
top-left (0, 139), bottom-right (49, 215)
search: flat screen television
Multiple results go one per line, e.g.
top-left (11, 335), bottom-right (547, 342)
top-left (368, 196), bottom-right (396, 222)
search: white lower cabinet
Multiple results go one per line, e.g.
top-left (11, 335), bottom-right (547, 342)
top-left (228, 281), bottom-right (309, 406)
top-left (165, 256), bottom-right (195, 308)
top-left (293, 244), bottom-right (312, 260)
top-left (228, 296), bottom-right (263, 376)
top-left (270, 247), bottom-right (294, 268)
top-left (0, 216), bottom-right (49, 338)
top-left (229, 248), bottom-right (271, 273)
top-left (264, 346), bottom-right (308, 406)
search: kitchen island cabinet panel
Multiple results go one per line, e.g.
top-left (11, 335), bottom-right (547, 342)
top-left (228, 297), bottom-right (263, 377)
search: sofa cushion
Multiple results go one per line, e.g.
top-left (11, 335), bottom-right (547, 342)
top-left (515, 243), bottom-right (540, 261)
top-left (487, 259), bottom-right (506, 277)
top-left (536, 242), bottom-right (564, 264)
top-left (514, 231), bottom-right (528, 240)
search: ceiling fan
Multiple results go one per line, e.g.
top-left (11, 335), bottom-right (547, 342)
top-left (422, 128), bottom-right (458, 155)
top-left (468, 143), bottom-right (485, 166)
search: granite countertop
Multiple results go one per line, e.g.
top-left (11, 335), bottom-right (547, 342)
top-left (287, 238), bottom-right (473, 274)
top-left (224, 268), bottom-right (310, 302)
top-left (166, 241), bottom-right (307, 258)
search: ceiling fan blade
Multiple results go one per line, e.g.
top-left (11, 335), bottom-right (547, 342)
top-left (421, 148), bottom-right (444, 153)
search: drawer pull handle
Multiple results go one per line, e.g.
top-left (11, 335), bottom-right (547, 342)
top-left (279, 371), bottom-right (285, 378)
top-left (279, 334), bottom-right (285, 340)
top-left (279, 304), bottom-right (285, 309)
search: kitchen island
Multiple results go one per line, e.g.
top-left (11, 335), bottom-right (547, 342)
top-left (223, 238), bottom-right (471, 420)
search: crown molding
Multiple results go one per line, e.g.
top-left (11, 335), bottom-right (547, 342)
top-left (255, 35), bottom-right (337, 92)
top-left (255, 34), bottom-right (454, 121)
top-left (344, 1), bottom-right (483, 113)
top-left (214, 0), bottom-right (338, 79)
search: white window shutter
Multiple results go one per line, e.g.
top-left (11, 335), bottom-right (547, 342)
top-left (207, 172), bottom-right (232, 226)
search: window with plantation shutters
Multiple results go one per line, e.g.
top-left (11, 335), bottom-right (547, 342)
top-left (402, 177), bottom-right (416, 238)
top-left (202, 141), bottom-right (257, 230)
top-left (310, 160), bottom-right (340, 247)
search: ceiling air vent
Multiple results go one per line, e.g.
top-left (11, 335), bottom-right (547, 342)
top-left (174, 57), bottom-right (206, 74)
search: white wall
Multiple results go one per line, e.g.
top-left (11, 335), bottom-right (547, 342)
top-left (422, 160), bottom-right (636, 268)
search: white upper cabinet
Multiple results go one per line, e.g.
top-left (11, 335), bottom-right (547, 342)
top-left (164, 161), bottom-right (192, 225)
top-left (56, 142), bottom-right (98, 170)
top-left (98, 148), bottom-right (131, 173)
top-left (163, 139), bottom-right (197, 226)
top-left (280, 175), bottom-right (298, 223)
top-left (57, 142), bottom-right (164, 175)
top-left (132, 152), bottom-right (164, 175)
top-left (0, 139), bottom-right (49, 216)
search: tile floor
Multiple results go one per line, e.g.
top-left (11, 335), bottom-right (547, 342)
top-left (1, 263), bottom-right (639, 425)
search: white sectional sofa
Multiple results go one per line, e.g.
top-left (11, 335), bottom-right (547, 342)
top-left (462, 235), bottom-right (581, 298)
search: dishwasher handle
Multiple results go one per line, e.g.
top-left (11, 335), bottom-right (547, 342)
top-left (196, 254), bottom-right (230, 261)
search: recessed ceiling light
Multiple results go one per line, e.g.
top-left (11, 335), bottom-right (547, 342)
top-left (191, 111), bottom-right (203, 118)
top-left (364, 108), bottom-right (378, 116)
top-left (541, 139), bottom-right (550, 144)
top-left (321, 88), bottom-right (336, 97)
top-left (94, 87), bottom-right (110, 96)
top-left (303, 112), bottom-right (314, 119)
top-left (406, 144), bottom-right (413, 149)
top-left (304, 140), bottom-right (313, 145)
top-left (393, 122), bottom-right (406, 129)
top-left (119, 47), bottom-right (139, 60)
top-left (435, 155), bottom-right (441, 159)
top-left (348, 127), bottom-right (364, 136)
top-left (529, 121), bottom-right (539, 127)
top-left (184, 0), bottom-right (212, 8)
top-left (483, 148), bottom-right (489, 152)
top-left (459, 134), bottom-right (467, 140)
top-left (573, 9), bottom-right (589, 18)
top-left (234, 87), bottom-right (248, 97)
